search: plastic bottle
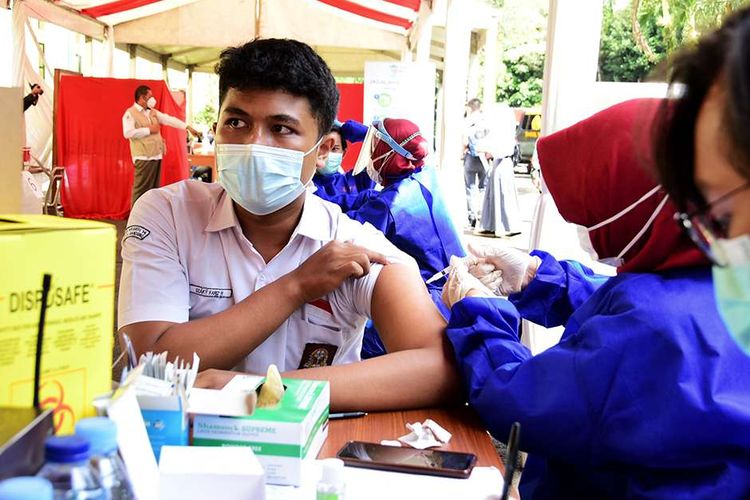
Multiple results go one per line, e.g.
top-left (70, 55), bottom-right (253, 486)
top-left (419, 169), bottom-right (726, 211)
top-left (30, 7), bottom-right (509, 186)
top-left (316, 458), bottom-right (346, 500)
top-left (0, 476), bottom-right (53, 500)
top-left (36, 435), bottom-right (104, 500)
top-left (75, 417), bottom-right (133, 500)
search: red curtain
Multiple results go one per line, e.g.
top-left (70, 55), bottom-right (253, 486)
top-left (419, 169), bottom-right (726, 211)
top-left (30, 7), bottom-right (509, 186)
top-left (336, 83), bottom-right (364, 172)
top-left (56, 76), bottom-right (188, 220)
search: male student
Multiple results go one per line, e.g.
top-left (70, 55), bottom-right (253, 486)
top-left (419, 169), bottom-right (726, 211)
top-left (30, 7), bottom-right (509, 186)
top-left (118, 39), bottom-right (459, 411)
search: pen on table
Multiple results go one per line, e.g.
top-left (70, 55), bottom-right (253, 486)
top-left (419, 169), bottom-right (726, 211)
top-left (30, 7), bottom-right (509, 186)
top-left (329, 411), bottom-right (368, 420)
top-left (500, 421), bottom-right (521, 500)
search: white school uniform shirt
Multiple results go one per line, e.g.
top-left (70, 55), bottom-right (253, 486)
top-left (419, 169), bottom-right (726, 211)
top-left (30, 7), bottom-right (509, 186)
top-left (117, 180), bottom-right (415, 373)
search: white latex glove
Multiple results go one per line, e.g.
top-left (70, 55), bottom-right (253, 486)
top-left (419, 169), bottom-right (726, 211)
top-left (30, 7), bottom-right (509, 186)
top-left (442, 256), bottom-right (494, 309)
top-left (467, 242), bottom-right (541, 296)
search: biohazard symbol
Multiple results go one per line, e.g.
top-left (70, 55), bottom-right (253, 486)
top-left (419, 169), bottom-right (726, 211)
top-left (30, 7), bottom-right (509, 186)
top-left (40, 380), bottom-right (75, 433)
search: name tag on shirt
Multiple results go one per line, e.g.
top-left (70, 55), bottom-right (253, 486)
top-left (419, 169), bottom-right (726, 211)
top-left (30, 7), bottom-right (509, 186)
top-left (189, 284), bottom-right (232, 299)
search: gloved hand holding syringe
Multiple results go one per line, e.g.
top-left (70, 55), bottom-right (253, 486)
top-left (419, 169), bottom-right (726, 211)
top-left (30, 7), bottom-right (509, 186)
top-left (429, 243), bottom-right (542, 297)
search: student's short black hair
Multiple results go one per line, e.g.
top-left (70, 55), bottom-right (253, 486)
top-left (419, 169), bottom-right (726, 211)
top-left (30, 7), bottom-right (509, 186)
top-left (215, 39), bottom-right (339, 139)
top-left (654, 6), bottom-right (750, 209)
top-left (134, 85), bottom-right (151, 103)
top-left (330, 125), bottom-right (346, 152)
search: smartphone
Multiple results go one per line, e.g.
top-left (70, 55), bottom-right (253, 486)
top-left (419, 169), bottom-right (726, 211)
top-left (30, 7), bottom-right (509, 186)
top-left (335, 441), bottom-right (477, 479)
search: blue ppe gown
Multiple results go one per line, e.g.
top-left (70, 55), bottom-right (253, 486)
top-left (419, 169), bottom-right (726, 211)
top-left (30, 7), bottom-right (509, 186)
top-left (336, 167), bottom-right (466, 357)
top-left (313, 171), bottom-right (375, 201)
top-left (312, 172), bottom-right (350, 199)
top-left (446, 250), bottom-right (750, 499)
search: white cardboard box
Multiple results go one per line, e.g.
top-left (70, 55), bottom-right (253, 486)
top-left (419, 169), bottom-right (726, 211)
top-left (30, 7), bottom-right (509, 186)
top-left (191, 377), bottom-right (329, 486)
top-left (159, 446), bottom-right (265, 500)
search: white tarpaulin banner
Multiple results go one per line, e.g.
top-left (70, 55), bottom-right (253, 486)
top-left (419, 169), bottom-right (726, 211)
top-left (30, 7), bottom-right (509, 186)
top-left (363, 61), bottom-right (436, 149)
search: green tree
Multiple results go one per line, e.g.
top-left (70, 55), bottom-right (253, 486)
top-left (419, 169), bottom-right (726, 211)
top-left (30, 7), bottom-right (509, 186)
top-left (193, 103), bottom-right (217, 127)
top-left (599, 1), bottom-right (664, 82)
top-left (497, 50), bottom-right (545, 107)
top-left (600, 0), bottom-right (750, 82)
top-left (492, 0), bottom-right (547, 107)
top-left (633, 0), bottom-right (749, 57)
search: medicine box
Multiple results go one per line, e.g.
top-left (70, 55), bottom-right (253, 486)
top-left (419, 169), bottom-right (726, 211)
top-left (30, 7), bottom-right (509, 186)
top-left (137, 393), bottom-right (188, 461)
top-left (191, 377), bottom-right (329, 486)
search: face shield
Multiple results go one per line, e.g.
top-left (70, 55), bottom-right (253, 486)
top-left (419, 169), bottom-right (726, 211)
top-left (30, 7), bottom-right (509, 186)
top-left (352, 120), bottom-right (419, 176)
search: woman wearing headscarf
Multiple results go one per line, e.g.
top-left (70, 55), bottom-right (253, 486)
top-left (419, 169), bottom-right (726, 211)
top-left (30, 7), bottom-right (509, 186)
top-left (653, 7), bottom-right (750, 355)
top-left (442, 98), bottom-right (750, 498)
top-left (335, 118), bottom-right (466, 357)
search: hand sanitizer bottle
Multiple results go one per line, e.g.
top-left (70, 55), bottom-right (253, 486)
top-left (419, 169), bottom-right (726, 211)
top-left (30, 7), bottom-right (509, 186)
top-left (317, 458), bottom-right (345, 500)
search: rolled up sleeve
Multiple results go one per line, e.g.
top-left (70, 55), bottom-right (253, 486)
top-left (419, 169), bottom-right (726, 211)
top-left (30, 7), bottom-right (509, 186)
top-left (117, 191), bottom-right (190, 329)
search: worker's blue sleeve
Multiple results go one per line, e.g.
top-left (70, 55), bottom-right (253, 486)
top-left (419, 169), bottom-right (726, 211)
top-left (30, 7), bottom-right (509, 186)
top-left (340, 120), bottom-right (368, 144)
top-left (510, 250), bottom-right (610, 328)
top-left (322, 189), bottom-right (378, 213)
top-left (344, 196), bottom-right (394, 235)
top-left (446, 297), bottom-right (604, 461)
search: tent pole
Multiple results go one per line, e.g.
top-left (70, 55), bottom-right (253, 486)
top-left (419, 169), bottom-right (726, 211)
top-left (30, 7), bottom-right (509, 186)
top-left (254, 0), bottom-right (261, 38)
top-left (161, 55), bottom-right (169, 86)
top-left (104, 25), bottom-right (114, 77)
top-left (128, 44), bottom-right (137, 78)
top-left (439, 0), bottom-right (470, 171)
top-left (483, 21), bottom-right (498, 104)
top-left (187, 65), bottom-right (194, 125)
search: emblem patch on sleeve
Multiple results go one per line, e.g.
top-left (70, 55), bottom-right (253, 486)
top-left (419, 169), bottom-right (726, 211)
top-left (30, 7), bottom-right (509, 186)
top-left (298, 343), bottom-right (338, 369)
top-left (123, 225), bottom-right (151, 241)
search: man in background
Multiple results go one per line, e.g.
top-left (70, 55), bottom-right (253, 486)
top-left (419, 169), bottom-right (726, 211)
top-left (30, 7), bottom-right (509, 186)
top-left (122, 85), bottom-right (200, 206)
top-left (463, 97), bottom-right (489, 228)
top-left (23, 83), bottom-right (43, 112)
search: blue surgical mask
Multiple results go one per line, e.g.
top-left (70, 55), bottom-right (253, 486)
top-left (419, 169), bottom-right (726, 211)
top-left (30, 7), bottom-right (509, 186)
top-left (712, 234), bottom-right (750, 355)
top-left (319, 152), bottom-right (343, 176)
top-left (216, 139), bottom-right (321, 215)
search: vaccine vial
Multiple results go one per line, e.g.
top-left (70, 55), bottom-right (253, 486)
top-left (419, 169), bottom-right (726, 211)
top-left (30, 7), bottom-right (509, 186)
top-left (316, 458), bottom-right (345, 500)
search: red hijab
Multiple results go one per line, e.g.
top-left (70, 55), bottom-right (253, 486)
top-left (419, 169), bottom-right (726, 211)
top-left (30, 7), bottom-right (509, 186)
top-left (537, 98), bottom-right (708, 273)
top-left (372, 118), bottom-right (430, 186)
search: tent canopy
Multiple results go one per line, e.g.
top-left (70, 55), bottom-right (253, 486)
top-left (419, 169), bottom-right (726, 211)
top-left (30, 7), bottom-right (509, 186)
top-left (35, 0), bottom-right (424, 74)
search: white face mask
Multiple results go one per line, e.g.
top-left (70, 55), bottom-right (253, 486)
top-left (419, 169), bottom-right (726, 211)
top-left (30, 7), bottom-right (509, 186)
top-left (216, 139), bottom-right (321, 216)
top-left (146, 96), bottom-right (157, 109)
top-left (577, 185), bottom-right (669, 267)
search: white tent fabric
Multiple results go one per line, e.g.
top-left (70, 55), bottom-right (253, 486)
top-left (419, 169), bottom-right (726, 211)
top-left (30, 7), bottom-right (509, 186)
top-left (10, 0), bottom-right (425, 169)
top-left (13, 3), bottom-right (54, 170)
top-left (54, 0), bottom-right (420, 36)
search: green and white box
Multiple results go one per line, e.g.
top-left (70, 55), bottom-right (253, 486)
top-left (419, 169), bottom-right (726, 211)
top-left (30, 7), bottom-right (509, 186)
top-left (191, 378), bottom-right (329, 486)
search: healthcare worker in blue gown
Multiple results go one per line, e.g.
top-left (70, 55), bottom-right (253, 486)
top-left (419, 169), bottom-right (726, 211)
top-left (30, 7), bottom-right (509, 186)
top-left (442, 99), bottom-right (750, 499)
top-left (337, 118), bottom-right (466, 357)
top-left (312, 120), bottom-right (375, 199)
top-left (311, 123), bottom-right (350, 197)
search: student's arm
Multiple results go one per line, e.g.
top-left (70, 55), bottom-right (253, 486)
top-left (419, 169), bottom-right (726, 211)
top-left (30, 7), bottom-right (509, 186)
top-left (197, 263), bottom-right (461, 412)
top-left (283, 263), bottom-right (461, 411)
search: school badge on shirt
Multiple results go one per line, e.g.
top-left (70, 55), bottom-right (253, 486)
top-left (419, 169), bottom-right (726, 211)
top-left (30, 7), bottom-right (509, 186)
top-left (298, 343), bottom-right (338, 369)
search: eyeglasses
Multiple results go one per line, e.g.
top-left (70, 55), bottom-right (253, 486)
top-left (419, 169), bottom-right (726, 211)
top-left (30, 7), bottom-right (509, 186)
top-left (675, 181), bottom-right (750, 266)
